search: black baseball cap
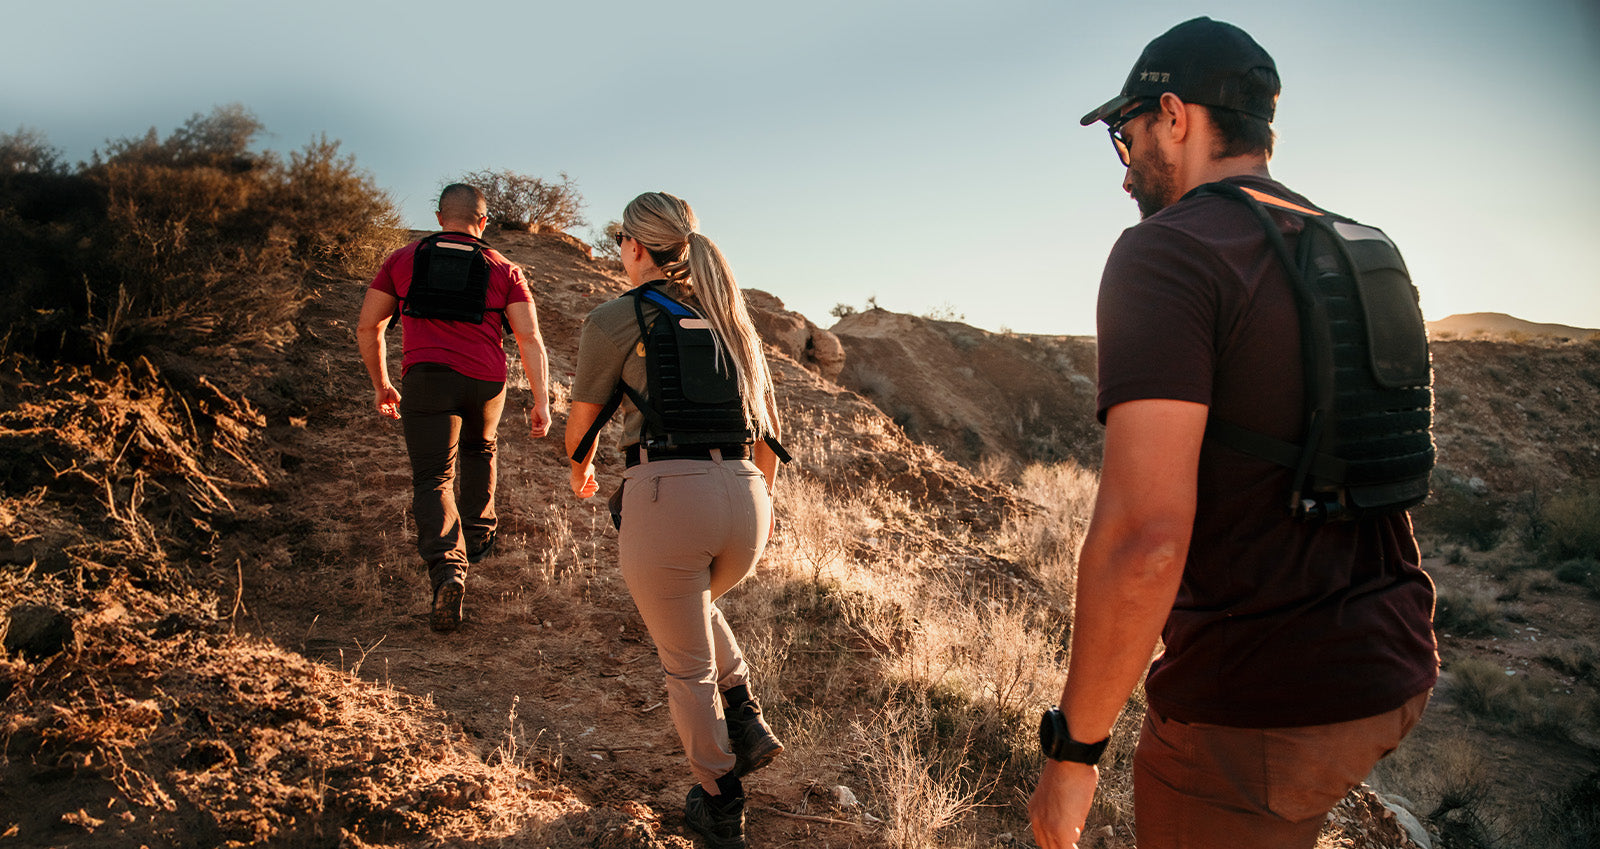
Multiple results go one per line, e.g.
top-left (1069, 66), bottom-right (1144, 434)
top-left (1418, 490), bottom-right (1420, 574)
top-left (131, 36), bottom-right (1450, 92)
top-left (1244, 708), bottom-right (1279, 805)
top-left (1079, 17), bottom-right (1278, 126)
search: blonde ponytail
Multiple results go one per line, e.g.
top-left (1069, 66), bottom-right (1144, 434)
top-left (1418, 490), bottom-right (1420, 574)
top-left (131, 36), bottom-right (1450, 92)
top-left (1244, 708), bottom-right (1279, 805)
top-left (622, 192), bottom-right (777, 438)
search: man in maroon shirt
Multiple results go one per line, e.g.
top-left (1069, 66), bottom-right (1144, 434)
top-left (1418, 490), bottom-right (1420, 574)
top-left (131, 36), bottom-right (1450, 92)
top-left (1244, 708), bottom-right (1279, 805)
top-left (1028, 18), bottom-right (1437, 849)
top-left (357, 184), bottom-right (551, 632)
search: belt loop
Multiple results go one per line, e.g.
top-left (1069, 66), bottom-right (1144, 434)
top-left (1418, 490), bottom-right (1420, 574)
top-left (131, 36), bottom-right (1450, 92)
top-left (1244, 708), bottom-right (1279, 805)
top-left (640, 445), bottom-right (650, 465)
top-left (709, 448), bottom-right (724, 464)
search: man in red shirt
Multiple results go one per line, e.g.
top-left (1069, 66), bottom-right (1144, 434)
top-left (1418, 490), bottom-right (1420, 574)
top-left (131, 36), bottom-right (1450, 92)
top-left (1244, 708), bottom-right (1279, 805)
top-left (1028, 18), bottom-right (1436, 849)
top-left (357, 184), bottom-right (551, 632)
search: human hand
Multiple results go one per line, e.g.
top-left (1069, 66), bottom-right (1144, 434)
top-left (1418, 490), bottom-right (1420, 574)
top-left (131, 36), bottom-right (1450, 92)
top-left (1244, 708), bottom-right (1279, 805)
top-left (375, 385), bottom-right (401, 419)
top-left (530, 401), bottom-right (551, 438)
top-left (1028, 758), bottom-right (1098, 849)
top-left (570, 463), bottom-right (599, 499)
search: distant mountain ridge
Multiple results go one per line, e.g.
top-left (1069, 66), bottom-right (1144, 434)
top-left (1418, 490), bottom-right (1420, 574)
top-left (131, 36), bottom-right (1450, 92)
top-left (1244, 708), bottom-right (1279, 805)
top-left (1428, 312), bottom-right (1598, 340)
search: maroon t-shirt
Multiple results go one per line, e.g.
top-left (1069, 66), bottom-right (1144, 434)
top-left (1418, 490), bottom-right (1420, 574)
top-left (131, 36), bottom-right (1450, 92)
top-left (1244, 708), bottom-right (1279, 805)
top-left (1097, 175), bottom-right (1438, 728)
top-left (369, 233), bottom-right (532, 382)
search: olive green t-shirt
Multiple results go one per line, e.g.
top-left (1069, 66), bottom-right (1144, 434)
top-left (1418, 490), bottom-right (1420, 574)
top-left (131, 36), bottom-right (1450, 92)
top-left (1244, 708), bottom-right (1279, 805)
top-left (571, 282), bottom-right (703, 448)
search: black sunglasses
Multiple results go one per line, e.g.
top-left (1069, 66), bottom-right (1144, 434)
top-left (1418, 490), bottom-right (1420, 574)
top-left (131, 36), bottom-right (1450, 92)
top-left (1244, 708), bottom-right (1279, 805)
top-left (1107, 100), bottom-right (1162, 167)
top-left (613, 230), bottom-right (628, 247)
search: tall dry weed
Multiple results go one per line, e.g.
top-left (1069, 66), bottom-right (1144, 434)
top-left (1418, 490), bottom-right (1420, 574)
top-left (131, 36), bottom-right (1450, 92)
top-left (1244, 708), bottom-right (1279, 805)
top-left (850, 700), bottom-right (996, 849)
top-left (998, 461), bottom-right (1098, 605)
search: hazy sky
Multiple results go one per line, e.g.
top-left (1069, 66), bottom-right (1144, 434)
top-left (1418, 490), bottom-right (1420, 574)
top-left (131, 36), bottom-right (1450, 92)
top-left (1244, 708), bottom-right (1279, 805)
top-left (5, 0), bottom-right (1597, 335)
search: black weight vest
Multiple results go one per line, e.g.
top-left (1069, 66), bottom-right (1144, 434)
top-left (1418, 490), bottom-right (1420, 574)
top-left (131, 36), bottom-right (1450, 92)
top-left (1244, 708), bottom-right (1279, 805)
top-left (400, 232), bottom-right (506, 329)
top-left (1194, 182), bottom-right (1434, 522)
top-left (571, 283), bottom-right (790, 463)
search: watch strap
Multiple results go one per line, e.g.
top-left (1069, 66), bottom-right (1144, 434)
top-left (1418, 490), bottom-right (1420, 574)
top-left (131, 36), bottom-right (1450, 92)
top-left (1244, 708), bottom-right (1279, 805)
top-left (1039, 707), bottom-right (1109, 765)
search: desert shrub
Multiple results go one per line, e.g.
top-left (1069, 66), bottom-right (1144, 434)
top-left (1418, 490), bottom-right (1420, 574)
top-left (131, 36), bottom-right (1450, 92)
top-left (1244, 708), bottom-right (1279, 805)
top-left (1447, 657), bottom-right (1583, 740)
top-left (1541, 641), bottom-right (1598, 685)
top-left (0, 105), bottom-right (400, 363)
top-left (587, 220), bottom-right (621, 261)
top-left (1449, 656), bottom-right (1530, 723)
top-left (1434, 584), bottom-right (1502, 637)
top-left (1414, 478), bottom-right (1506, 551)
top-left (997, 461), bottom-right (1098, 604)
top-left (456, 168), bottom-right (586, 232)
top-left (1553, 558), bottom-right (1598, 586)
top-left (850, 699), bottom-right (995, 849)
top-left (0, 126), bottom-right (65, 175)
top-left (1532, 770), bottom-right (1600, 849)
top-left (1498, 568), bottom-right (1559, 601)
top-left (266, 134), bottom-right (404, 279)
top-left (1477, 544), bottom-right (1542, 581)
top-left (1540, 481), bottom-right (1600, 561)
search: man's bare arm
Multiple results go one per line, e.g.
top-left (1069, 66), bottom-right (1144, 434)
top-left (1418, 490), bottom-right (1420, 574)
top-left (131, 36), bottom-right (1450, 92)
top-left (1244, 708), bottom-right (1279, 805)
top-left (356, 288), bottom-right (401, 419)
top-left (506, 300), bottom-right (550, 437)
top-left (1029, 398), bottom-right (1206, 849)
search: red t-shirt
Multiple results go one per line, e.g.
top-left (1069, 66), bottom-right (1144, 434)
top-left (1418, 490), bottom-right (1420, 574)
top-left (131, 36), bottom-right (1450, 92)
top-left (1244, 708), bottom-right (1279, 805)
top-left (369, 233), bottom-right (532, 382)
top-left (1096, 175), bottom-right (1438, 728)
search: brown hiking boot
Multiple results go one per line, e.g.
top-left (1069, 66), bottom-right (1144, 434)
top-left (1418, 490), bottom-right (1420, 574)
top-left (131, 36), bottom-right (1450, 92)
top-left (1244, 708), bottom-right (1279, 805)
top-left (727, 700), bottom-right (783, 777)
top-left (430, 576), bottom-right (464, 632)
top-left (466, 529), bottom-right (497, 564)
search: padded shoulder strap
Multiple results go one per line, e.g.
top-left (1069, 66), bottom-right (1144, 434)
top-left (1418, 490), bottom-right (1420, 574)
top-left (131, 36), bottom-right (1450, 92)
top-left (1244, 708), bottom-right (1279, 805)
top-left (637, 285), bottom-right (697, 318)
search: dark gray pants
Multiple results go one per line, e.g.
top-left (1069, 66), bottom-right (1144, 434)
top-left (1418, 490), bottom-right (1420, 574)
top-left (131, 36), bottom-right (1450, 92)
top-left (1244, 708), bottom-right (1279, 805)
top-left (399, 364), bottom-right (505, 588)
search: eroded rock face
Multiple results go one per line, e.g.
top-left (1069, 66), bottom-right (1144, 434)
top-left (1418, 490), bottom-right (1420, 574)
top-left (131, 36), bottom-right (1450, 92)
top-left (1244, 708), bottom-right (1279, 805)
top-left (743, 290), bottom-right (844, 382)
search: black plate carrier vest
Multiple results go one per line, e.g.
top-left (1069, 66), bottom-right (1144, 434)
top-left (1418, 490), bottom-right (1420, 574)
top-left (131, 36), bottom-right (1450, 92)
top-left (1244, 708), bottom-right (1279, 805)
top-left (400, 232), bottom-right (505, 328)
top-left (1195, 183), bottom-right (1434, 523)
top-left (570, 283), bottom-right (790, 463)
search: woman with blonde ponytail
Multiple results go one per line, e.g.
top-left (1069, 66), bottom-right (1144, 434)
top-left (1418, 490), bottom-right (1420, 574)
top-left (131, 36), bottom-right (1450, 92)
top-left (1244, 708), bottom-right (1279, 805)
top-left (566, 192), bottom-right (783, 849)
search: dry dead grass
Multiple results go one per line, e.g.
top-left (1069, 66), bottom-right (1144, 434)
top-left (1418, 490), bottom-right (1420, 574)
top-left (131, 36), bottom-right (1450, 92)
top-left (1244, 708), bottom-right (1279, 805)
top-left (718, 457), bottom-right (1151, 846)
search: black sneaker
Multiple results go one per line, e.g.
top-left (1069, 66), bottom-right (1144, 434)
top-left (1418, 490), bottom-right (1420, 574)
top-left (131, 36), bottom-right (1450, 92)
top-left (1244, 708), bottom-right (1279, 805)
top-left (684, 785), bottom-right (746, 849)
top-left (466, 530), bottom-right (497, 564)
top-left (727, 700), bottom-right (783, 777)
top-left (430, 576), bottom-right (464, 632)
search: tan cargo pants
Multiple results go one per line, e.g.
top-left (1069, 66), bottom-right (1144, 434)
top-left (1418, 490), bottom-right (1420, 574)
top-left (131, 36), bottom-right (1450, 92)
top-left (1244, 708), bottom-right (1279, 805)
top-left (618, 452), bottom-right (772, 791)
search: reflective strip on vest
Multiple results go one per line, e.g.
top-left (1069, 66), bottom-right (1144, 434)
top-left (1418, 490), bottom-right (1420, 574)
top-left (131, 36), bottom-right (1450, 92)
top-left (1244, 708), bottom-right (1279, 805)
top-left (1240, 187), bottom-right (1324, 217)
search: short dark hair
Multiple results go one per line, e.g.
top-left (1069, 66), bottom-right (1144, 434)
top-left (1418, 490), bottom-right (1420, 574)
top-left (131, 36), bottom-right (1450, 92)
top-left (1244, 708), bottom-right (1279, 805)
top-left (1207, 67), bottom-right (1280, 158)
top-left (437, 182), bottom-right (486, 219)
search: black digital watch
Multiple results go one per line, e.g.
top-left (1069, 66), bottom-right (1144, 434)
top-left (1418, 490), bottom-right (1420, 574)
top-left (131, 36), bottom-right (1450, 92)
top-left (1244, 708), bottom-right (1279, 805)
top-left (1038, 707), bottom-right (1109, 765)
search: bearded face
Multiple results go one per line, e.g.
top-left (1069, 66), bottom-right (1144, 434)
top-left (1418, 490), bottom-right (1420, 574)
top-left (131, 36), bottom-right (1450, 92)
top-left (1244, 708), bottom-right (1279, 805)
top-left (1125, 115), bottom-right (1181, 219)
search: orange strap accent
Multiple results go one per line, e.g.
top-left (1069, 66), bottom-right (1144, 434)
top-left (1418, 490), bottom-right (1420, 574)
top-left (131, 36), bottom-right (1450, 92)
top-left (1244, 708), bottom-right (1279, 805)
top-left (1240, 186), bottom-right (1323, 216)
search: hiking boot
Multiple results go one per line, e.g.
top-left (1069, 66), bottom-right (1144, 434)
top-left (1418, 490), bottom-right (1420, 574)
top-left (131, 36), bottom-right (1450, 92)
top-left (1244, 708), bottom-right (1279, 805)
top-left (684, 785), bottom-right (746, 849)
top-left (430, 576), bottom-right (464, 632)
top-left (726, 700), bottom-right (783, 778)
top-left (466, 529), bottom-right (497, 564)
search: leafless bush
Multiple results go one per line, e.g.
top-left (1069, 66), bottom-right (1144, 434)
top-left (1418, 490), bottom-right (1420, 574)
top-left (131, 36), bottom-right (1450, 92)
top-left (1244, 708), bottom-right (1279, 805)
top-left (851, 700), bottom-right (995, 848)
top-left (588, 220), bottom-right (622, 261)
top-left (0, 125), bottom-right (64, 175)
top-left (457, 169), bottom-right (586, 233)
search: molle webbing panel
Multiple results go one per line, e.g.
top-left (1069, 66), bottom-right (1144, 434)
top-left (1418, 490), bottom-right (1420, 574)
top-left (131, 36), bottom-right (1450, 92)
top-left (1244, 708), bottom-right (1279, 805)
top-left (1199, 183), bottom-right (1434, 521)
top-left (1299, 219), bottom-right (1433, 515)
top-left (636, 288), bottom-right (752, 448)
top-left (402, 234), bottom-right (493, 324)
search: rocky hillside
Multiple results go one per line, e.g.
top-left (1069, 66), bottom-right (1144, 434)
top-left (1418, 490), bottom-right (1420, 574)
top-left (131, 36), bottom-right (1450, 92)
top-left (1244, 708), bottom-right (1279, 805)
top-left (832, 310), bottom-right (1101, 471)
top-left (831, 308), bottom-right (1600, 496)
